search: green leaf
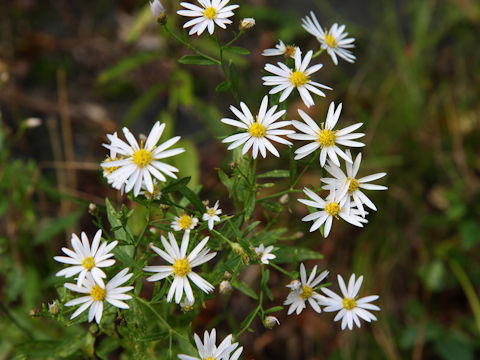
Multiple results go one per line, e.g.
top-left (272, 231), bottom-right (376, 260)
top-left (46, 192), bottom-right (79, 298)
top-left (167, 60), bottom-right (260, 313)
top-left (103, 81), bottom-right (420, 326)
top-left (216, 80), bottom-right (231, 92)
top-left (258, 169), bottom-right (290, 178)
top-left (162, 177), bottom-right (191, 193)
top-left (274, 246), bottom-right (323, 263)
top-left (178, 55), bottom-right (218, 65)
top-left (105, 198), bottom-right (130, 243)
top-left (264, 306), bottom-right (284, 314)
top-left (232, 280), bottom-right (258, 300)
top-left (239, 306), bottom-right (259, 332)
top-left (218, 170), bottom-right (233, 189)
top-left (245, 192), bottom-right (256, 220)
top-left (223, 46), bottom-right (250, 55)
top-left (127, 3), bottom-right (152, 43)
top-left (179, 185), bottom-right (206, 212)
top-left (260, 201), bottom-right (284, 213)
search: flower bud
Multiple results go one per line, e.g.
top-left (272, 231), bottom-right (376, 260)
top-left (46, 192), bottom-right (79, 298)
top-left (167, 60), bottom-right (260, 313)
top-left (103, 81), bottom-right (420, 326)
top-left (222, 271), bottom-right (232, 280)
top-left (286, 279), bottom-right (301, 291)
top-left (25, 117), bottom-right (42, 128)
top-left (231, 242), bottom-right (243, 255)
top-left (219, 280), bottom-right (233, 295)
top-left (150, 0), bottom-right (167, 24)
top-left (239, 18), bottom-right (255, 31)
top-left (279, 194), bottom-right (289, 205)
top-left (264, 315), bottom-right (280, 329)
top-left (48, 300), bottom-right (60, 315)
top-left (88, 203), bottom-right (97, 214)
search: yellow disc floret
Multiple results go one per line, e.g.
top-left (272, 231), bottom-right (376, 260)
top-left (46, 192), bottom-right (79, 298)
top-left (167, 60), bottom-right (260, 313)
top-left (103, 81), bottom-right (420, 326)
top-left (172, 258), bottom-right (191, 277)
top-left (317, 129), bottom-right (336, 147)
top-left (82, 256), bottom-right (95, 270)
top-left (290, 71), bottom-right (309, 87)
top-left (284, 45), bottom-right (296, 58)
top-left (204, 358), bottom-right (215, 360)
top-left (103, 156), bottom-right (120, 175)
top-left (325, 202), bottom-right (340, 216)
top-left (300, 285), bottom-right (314, 299)
top-left (132, 149), bottom-right (152, 167)
top-left (178, 213), bottom-right (193, 229)
top-left (248, 122), bottom-right (267, 138)
top-left (91, 285), bottom-right (106, 301)
top-left (325, 32), bottom-right (337, 48)
top-left (348, 178), bottom-right (360, 194)
top-left (203, 6), bottom-right (217, 19)
top-left (343, 298), bottom-right (356, 310)
top-left (207, 208), bottom-right (216, 217)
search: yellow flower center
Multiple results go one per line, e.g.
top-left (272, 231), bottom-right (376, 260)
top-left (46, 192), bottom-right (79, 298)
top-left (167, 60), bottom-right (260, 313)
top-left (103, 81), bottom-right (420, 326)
top-left (300, 285), bottom-right (314, 299)
top-left (284, 45), bottom-right (296, 58)
top-left (248, 122), bottom-right (267, 138)
top-left (348, 178), bottom-right (360, 194)
top-left (178, 213), bottom-right (193, 229)
top-left (325, 32), bottom-right (337, 48)
top-left (204, 358), bottom-right (215, 360)
top-left (290, 71), bottom-right (309, 87)
top-left (132, 149), bottom-right (152, 168)
top-left (172, 258), bottom-right (191, 277)
top-left (207, 208), bottom-right (216, 217)
top-left (325, 202), bottom-right (340, 216)
top-left (317, 129), bottom-right (336, 147)
top-left (203, 6), bottom-right (217, 19)
top-left (103, 156), bottom-right (120, 175)
top-left (91, 285), bottom-right (106, 301)
top-left (145, 184), bottom-right (160, 199)
top-left (82, 256), bottom-right (95, 270)
top-left (343, 298), bottom-right (356, 310)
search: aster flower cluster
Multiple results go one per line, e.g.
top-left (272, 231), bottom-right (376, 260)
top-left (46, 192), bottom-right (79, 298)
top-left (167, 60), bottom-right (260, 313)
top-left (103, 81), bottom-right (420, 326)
top-left (46, 2), bottom-right (388, 357)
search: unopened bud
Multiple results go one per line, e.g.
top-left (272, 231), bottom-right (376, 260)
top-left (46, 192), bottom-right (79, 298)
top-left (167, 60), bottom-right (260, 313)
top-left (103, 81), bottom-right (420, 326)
top-left (264, 315), bottom-right (280, 329)
top-left (279, 194), bottom-right (289, 205)
top-left (180, 298), bottom-right (194, 312)
top-left (48, 300), bottom-right (60, 315)
top-left (148, 242), bottom-right (155, 250)
top-left (223, 271), bottom-right (232, 280)
top-left (240, 18), bottom-right (255, 31)
top-left (294, 231), bottom-right (303, 239)
top-left (219, 280), bottom-right (233, 295)
top-left (202, 199), bottom-right (210, 206)
top-left (231, 242), bottom-right (243, 255)
top-left (88, 203), bottom-right (97, 214)
top-left (150, 0), bottom-right (167, 24)
top-left (230, 161), bottom-right (236, 169)
top-left (286, 279), bottom-right (301, 291)
top-left (160, 203), bottom-right (170, 210)
top-left (25, 117), bottom-right (42, 128)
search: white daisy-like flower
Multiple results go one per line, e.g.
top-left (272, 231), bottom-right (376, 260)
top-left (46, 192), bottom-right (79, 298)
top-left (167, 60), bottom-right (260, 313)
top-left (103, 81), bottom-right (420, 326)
top-left (180, 297), bottom-right (195, 312)
top-left (262, 50), bottom-right (331, 108)
top-left (64, 268), bottom-right (133, 324)
top-left (262, 40), bottom-right (299, 59)
top-left (172, 212), bottom-right (199, 232)
top-left (177, 0), bottom-right (239, 36)
top-left (202, 200), bottom-right (222, 230)
top-left (284, 263), bottom-right (328, 315)
top-left (302, 11), bottom-right (356, 65)
top-left (288, 102), bottom-right (365, 166)
top-left (100, 121), bottom-right (185, 197)
top-left (54, 230), bottom-right (118, 289)
top-left (178, 329), bottom-right (243, 360)
top-left (144, 232), bottom-right (216, 304)
top-left (322, 150), bottom-right (387, 216)
top-left (254, 243), bottom-right (276, 264)
top-left (320, 274), bottom-right (380, 330)
top-left (264, 315), bottom-right (280, 329)
top-left (221, 95), bottom-right (294, 159)
top-left (298, 188), bottom-right (366, 237)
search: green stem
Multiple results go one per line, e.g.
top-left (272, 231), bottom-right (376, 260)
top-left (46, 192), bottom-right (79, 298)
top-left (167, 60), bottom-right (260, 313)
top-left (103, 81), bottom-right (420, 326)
top-left (449, 259), bottom-right (480, 333)
top-left (224, 30), bottom-right (244, 47)
top-left (0, 302), bottom-right (34, 339)
top-left (291, 153), bottom-right (317, 188)
top-left (135, 297), bottom-right (189, 342)
top-left (134, 202), bottom-right (152, 254)
top-left (269, 262), bottom-right (294, 278)
top-left (216, 31), bottom-right (239, 103)
top-left (312, 48), bottom-right (325, 59)
top-left (162, 24), bottom-right (220, 64)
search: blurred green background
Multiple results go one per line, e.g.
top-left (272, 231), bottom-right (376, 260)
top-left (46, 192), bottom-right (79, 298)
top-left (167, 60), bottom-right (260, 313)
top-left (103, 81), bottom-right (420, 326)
top-left (1, 0), bottom-right (480, 359)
